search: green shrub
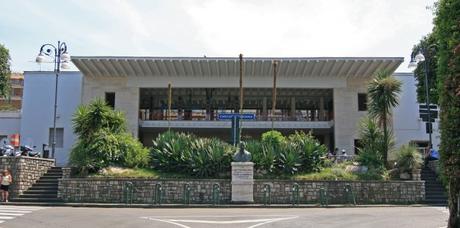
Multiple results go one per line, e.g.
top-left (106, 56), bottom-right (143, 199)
top-left (288, 131), bottom-right (327, 173)
top-left (261, 130), bottom-right (286, 150)
top-left (395, 144), bottom-right (423, 173)
top-left (70, 99), bottom-right (149, 173)
top-left (151, 131), bottom-right (233, 178)
top-left (118, 134), bottom-right (150, 168)
top-left (356, 118), bottom-right (385, 172)
top-left (295, 167), bottom-right (358, 181)
top-left (277, 142), bottom-right (302, 175)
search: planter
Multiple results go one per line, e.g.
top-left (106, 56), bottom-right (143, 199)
top-left (411, 169), bottom-right (421, 181)
top-left (399, 172), bottom-right (411, 180)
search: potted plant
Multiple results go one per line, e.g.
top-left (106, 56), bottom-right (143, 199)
top-left (395, 144), bottom-right (423, 180)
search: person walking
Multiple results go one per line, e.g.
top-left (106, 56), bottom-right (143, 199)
top-left (0, 169), bottom-right (13, 202)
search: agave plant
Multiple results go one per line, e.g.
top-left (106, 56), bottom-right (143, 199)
top-left (277, 142), bottom-right (302, 175)
top-left (395, 144), bottom-right (423, 173)
top-left (288, 131), bottom-right (327, 173)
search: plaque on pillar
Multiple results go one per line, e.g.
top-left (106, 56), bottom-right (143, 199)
top-left (231, 143), bottom-right (254, 203)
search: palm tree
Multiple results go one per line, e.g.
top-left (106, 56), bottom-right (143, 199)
top-left (367, 70), bottom-right (402, 164)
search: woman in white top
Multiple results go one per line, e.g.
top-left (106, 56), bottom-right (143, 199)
top-left (0, 169), bottom-right (13, 202)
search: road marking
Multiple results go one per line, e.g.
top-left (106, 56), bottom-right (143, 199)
top-left (0, 205), bottom-right (45, 225)
top-left (142, 215), bottom-right (298, 228)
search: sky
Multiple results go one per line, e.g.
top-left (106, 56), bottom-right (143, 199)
top-left (0, 0), bottom-right (437, 72)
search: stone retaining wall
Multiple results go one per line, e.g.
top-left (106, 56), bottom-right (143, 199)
top-left (58, 178), bottom-right (425, 204)
top-left (58, 178), bottom-right (231, 204)
top-left (254, 180), bottom-right (425, 204)
top-left (0, 157), bottom-right (55, 197)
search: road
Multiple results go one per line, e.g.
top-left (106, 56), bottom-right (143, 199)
top-left (0, 205), bottom-right (449, 228)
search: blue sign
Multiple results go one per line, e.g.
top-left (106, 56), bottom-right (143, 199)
top-left (218, 113), bottom-right (256, 120)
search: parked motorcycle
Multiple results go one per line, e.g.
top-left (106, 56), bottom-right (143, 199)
top-left (0, 142), bottom-right (15, 156)
top-left (20, 145), bottom-right (40, 157)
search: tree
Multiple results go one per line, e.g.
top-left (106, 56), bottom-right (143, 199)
top-left (367, 70), bottom-right (402, 165)
top-left (434, 0), bottom-right (460, 226)
top-left (0, 44), bottom-right (11, 98)
top-left (412, 33), bottom-right (439, 104)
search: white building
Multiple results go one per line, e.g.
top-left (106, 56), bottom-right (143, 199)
top-left (392, 72), bottom-right (440, 154)
top-left (0, 56), bottom-right (440, 166)
top-left (19, 71), bottom-right (82, 165)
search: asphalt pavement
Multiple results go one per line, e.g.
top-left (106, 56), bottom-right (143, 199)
top-left (1, 205), bottom-right (449, 228)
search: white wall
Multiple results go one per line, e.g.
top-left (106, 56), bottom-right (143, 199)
top-left (392, 72), bottom-right (440, 153)
top-left (0, 111), bottom-right (21, 143)
top-left (21, 71), bottom-right (82, 166)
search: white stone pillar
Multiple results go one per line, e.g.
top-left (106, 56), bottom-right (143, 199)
top-left (231, 162), bottom-right (254, 203)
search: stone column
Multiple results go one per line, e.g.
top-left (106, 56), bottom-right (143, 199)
top-left (319, 97), bottom-right (325, 121)
top-left (231, 162), bottom-right (254, 203)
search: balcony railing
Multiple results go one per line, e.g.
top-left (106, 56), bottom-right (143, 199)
top-left (139, 109), bottom-right (333, 121)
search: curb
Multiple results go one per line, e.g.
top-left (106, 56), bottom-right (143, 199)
top-left (3, 202), bottom-right (441, 208)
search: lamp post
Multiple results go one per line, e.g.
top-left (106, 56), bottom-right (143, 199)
top-left (35, 41), bottom-right (71, 159)
top-left (408, 48), bottom-right (432, 148)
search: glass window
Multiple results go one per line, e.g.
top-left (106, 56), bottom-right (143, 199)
top-left (105, 92), bottom-right (115, 108)
top-left (358, 93), bottom-right (367, 111)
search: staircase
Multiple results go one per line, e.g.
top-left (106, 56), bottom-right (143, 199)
top-left (13, 167), bottom-right (63, 203)
top-left (421, 166), bottom-right (448, 206)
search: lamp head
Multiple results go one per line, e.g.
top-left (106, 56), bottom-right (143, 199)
top-left (415, 53), bottom-right (425, 62)
top-left (35, 52), bottom-right (46, 63)
top-left (61, 61), bottom-right (71, 69)
top-left (61, 52), bottom-right (71, 62)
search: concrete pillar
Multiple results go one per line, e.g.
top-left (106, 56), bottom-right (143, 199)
top-left (262, 97), bottom-right (267, 120)
top-left (290, 97), bottom-right (296, 119)
top-left (319, 97), bottom-right (325, 121)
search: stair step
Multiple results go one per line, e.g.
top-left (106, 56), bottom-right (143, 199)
top-left (24, 189), bottom-right (58, 194)
top-left (20, 194), bottom-right (57, 199)
top-left (11, 198), bottom-right (62, 203)
top-left (37, 179), bottom-right (59, 183)
top-left (40, 176), bottom-right (62, 180)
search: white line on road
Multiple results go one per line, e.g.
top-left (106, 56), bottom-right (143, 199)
top-left (0, 217), bottom-right (14, 220)
top-left (0, 210), bottom-right (32, 213)
top-left (0, 213), bottom-right (24, 216)
top-left (141, 215), bottom-right (298, 228)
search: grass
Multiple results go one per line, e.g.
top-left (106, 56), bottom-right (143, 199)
top-left (88, 167), bottom-right (195, 178)
top-left (293, 167), bottom-right (359, 181)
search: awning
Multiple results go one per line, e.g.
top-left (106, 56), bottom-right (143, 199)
top-left (72, 56), bottom-right (403, 78)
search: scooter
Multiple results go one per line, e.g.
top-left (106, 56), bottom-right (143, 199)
top-left (0, 142), bottom-right (15, 156)
top-left (20, 145), bottom-right (40, 157)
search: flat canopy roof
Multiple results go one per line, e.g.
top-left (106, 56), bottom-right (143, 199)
top-left (72, 56), bottom-right (403, 78)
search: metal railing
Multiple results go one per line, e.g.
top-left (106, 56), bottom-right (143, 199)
top-left (344, 184), bottom-right (356, 205)
top-left (154, 183), bottom-right (163, 205)
top-left (291, 183), bottom-right (300, 206)
top-left (212, 183), bottom-right (221, 205)
top-left (263, 184), bottom-right (271, 205)
top-left (319, 187), bottom-right (328, 207)
top-left (123, 181), bottom-right (134, 205)
top-left (183, 183), bottom-right (191, 205)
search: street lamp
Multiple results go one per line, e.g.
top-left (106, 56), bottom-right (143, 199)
top-left (408, 48), bottom-right (432, 148)
top-left (35, 41), bottom-right (71, 159)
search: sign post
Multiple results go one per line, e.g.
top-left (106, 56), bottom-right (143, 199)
top-left (218, 113), bottom-right (256, 145)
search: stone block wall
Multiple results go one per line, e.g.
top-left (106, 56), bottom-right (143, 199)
top-left (58, 178), bottom-right (425, 204)
top-left (0, 157), bottom-right (55, 197)
top-left (58, 178), bottom-right (231, 204)
top-left (254, 180), bottom-right (425, 204)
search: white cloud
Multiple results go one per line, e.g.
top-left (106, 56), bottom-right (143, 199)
top-left (1, 0), bottom-right (436, 72)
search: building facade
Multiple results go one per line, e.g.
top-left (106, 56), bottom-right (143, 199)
top-left (72, 56), bottom-right (403, 154)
